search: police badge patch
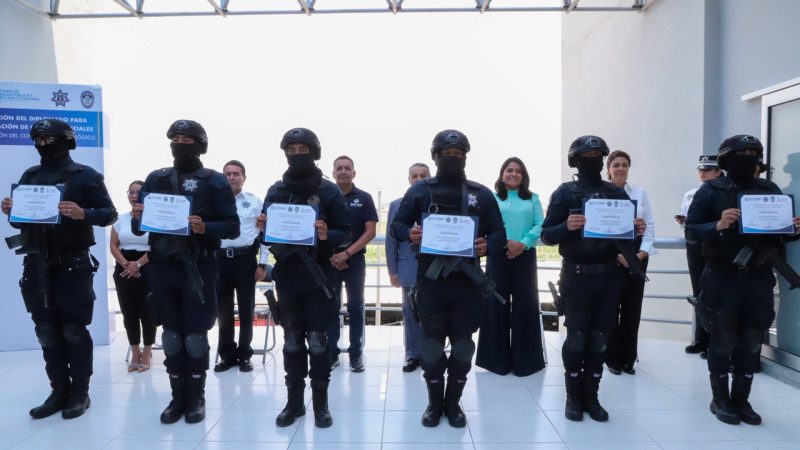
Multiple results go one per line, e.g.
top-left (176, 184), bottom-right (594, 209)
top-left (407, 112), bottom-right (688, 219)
top-left (80, 91), bottom-right (95, 108)
top-left (183, 178), bottom-right (199, 193)
top-left (468, 193), bottom-right (478, 207)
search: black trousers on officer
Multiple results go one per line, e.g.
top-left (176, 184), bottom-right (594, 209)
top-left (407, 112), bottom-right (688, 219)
top-left (606, 258), bottom-right (650, 369)
top-left (216, 249), bottom-right (256, 362)
top-left (560, 268), bottom-right (624, 374)
top-left (23, 253), bottom-right (95, 384)
top-left (687, 242), bottom-right (710, 346)
top-left (477, 249), bottom-right (545, 377)
top-left (274, 266), bottom-right (339, 384)
top-left (417, 273), bottom-right (483, 382)
top-left (702, 267), bottom-right (774, 376)
top-left (113, 250), bottom-right (156, 347)
top-left (149, 256), bottom-right (218, 374)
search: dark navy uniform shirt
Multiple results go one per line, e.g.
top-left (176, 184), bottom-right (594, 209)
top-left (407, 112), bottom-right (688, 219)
top-left (339, 184), bottom-right (378, 257)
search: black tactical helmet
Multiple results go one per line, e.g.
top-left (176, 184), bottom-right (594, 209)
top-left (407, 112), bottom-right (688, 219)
top-left (29, 119), bottom-right (77, 150)
top-left (567, 135), bottom-right (609, 168)
top-left (280, 128), bottom-right (321, 160)
top-left (430, 129), bottom-right (471, 156)
top-left (166, 120), bottom-right (208, 154)
top-left (717, 134), bottom-right (763, 170)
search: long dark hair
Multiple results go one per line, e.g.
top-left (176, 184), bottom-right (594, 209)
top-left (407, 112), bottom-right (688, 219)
top-left (495, 157), bottom-right (533, 200)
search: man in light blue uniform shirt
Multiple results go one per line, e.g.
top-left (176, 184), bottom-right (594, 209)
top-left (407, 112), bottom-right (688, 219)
top-left (386, 163), bottom-right (430, 372)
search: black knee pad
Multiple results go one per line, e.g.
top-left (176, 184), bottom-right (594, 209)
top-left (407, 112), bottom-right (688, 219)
top-left (283, 330), bottom-right (305, 355)
top-left (420, 336), bottom-right (445, 364)
top-left (711, 330), bottom-right (737, 355)
top-left (564, 329), bottom-right (588, 355)
top-left (741, 328), bottom-right (763, 356)
top-left (588, 330), bottom-right (608, 355)
top-left (62, 324), bottom-right (90, 347)
top-left (306, 330), bottom-right (327, 356)
top-left (161, 328), bottom-right (183, 357)
top-left (35, 325), bottom-right (60, 349)
top-left (184, 332), bottom-right (209, 359)
top-left (449, 337), bottom-right (476, 364)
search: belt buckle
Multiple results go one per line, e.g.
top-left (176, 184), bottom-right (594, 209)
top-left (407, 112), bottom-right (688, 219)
top-left (575, 264), bottom-right (582, 274)
top-left (225, 248), bottom-right (234, 258)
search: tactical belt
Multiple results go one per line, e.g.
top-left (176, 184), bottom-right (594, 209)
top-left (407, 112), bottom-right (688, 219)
top-left (217, 246), bottom-right (255, 259)
top-left (562, 260), bottom-right (618, 275)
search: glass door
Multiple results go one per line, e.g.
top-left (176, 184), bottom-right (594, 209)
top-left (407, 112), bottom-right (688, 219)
top-left (761, 83), bottom-right (800, 370)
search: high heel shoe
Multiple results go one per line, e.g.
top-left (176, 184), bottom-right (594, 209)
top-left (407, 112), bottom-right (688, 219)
top-left (137, 346), bottom-right (152, 372)
top-left (128, 347), bottom-right (142, 372)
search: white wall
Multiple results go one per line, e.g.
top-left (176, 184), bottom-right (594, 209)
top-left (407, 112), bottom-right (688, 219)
top-left (561, 0), bottom-right (708, 340)
top-left (0, 1), bottom-right (58, 83)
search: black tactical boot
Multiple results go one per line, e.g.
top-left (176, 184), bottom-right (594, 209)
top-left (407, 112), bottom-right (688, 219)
top-left (29, 379), bottom-right (69, 419)
top-left (160, 373), bottom-right (186, 424)
top-left (310, 380), bottom-right (333, 428)
top-left (421, 377), bottom-right (445, 427)
top-left (275, 381), bottom-right (306, 427)
top-left (444, 377), bottom-right (467, 428)
top-left (710, 373), bottom-right (741, 425)
top-left (564, 371), bottom-right (583, 422)
top-left (582, 371), bottom-right (609, 422)
top-left (731, 373), bottom-right (761, 425)
top-left (184, 372), bottom-right (206, 423)
top-left (62, 377), bottom-right (91, 419)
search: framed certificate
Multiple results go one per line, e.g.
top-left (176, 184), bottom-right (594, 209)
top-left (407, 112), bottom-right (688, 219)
top-left (420, 214), bottom-right (479, 258)
top-left (9, 184), bottom-right (64, 224)
top-left (139, 192), bottom-right (192, 236)
top-left (262, 203), bottom-right (318, 246)
top-left (582, 198), bottom-right (637, 240)
top-left (739, 194), bottom-right (795, 235)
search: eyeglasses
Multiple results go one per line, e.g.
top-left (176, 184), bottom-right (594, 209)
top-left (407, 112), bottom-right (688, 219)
top-left (126, 190), bottom-right (141, 195)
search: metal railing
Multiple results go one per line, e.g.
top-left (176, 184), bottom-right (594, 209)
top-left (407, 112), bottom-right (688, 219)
top-left (362, 235), bottom-right (692, 326)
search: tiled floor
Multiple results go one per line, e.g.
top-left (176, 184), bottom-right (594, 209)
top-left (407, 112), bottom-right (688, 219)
top-left (1, 326), bottom-right (800, 449)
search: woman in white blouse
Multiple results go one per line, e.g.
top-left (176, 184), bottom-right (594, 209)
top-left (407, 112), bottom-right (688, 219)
top-left (604, 150), bottom-right (656, 375)
top-left (110, 180), bottom-right (155, 372)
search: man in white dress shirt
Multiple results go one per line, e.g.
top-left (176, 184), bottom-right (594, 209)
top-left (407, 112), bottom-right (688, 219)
top-left (215, 160), bottom-right (272, 372)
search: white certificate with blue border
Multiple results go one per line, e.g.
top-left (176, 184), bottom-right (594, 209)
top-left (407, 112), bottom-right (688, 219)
top-left (420, 214), bottom-right (478, 257)
top-left (739, 194), bottom-right (795, 234)
top-left (583, 198), bottom-right (636, 240)
top-left (263, 203), bottom-right (317, 246)
top-left (139, 192), bottom-right (192, 236)
top-left (9, 184), bottom-right (63, 224)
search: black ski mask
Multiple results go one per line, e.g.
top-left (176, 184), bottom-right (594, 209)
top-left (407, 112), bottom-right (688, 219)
top-left (35, 140), bottom-right (71, 164)
top-left (436, 155), bottom-right (466, 181)
top-left (726, 155), bottom-right (760, 181)
top-left (287, 153), bottom-right (316, 177)
top-left (576, 156), bottom-right (604, 175)
top-left (171, 142), bottom-right (204, 173)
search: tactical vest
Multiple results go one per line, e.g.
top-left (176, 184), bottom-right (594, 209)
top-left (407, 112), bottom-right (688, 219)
top-left (21, 162), bottom-right (93, 253)
top-left (422, 177), bottom-right (483, 217)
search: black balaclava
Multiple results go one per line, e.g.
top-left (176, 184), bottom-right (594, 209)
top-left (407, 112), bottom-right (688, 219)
top-left (287, 153), bottom-right (317, 178)
top-left (36, 139), bottom-right (71, 166)
top-left (171, 142), bottom-right (204, 173)
top-left (576, 156), bottom-right (604, 181)
top-left (283, 153), bottom-right (322, 197)
top-left (436, 154), bottom-right (466, 181)
top-left (726, 154), bottom-right (760, 183)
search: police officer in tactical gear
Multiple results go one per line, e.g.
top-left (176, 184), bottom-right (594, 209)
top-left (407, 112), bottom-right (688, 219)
top-left (132, 120), bottom-right (240, 424)
top-left (686, 135), bottom-right (800, 426)
top-left (2, 119), bottom-right (117, 419)
top-left (541, 135), bottom-right (645, 423)
top-left (390, 129), bottom-right (506, 428)
top-left (257, 127), bottom-right (351, 429)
